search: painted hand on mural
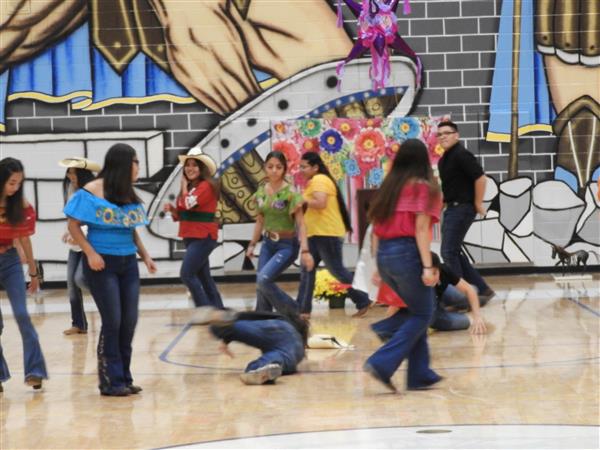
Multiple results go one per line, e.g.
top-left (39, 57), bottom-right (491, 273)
top-left (148, 0), bottom-right (352, 115)
top-left (0, 0), bottom-right (87, 73)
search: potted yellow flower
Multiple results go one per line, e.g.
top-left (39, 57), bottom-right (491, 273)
top-left (313, 269), bottom-right (352, 309)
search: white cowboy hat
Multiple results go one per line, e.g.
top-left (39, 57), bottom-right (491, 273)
top-left (58, 157), bottom-right (101, 172)
top-left (178, 151), bottom-right (217, 177)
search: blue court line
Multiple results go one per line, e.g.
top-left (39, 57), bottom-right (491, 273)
top-left (564, 296), bottom-right (600, 317)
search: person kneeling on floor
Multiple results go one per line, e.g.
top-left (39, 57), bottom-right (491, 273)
top-left (372, 252), bottom-right (487, 341)
top-left (193, 307), bottom-right (308, 385)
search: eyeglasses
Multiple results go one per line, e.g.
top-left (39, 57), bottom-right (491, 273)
top-left (436, 131), bottom-right (457, 138)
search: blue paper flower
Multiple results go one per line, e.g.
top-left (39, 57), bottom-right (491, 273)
top-left (390, 117), bottom-right (420, 141)
top-left (343, 159), bottom-right (361, 176)
top-left (368, 168), bottom-right (384, 187)
top-left (319, 129), bottom-right (343, 153)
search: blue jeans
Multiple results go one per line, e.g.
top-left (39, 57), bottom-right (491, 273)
top-left (255, 237), bottom-right (299, 316)
top-left (365, 238), bottom-right (438, 388)
top-left (0, 248), bottom-right (48, 382)
top-left (181, 238), bottom-right (223, 308)
top-left (210, 319), bottom-right (305, 374)
top-left (441, 204), bottom-right (490, 293)
top-left (67, 250), bottom-right (88, 330)
top-left (297, 236), bottom-right (370, 314)
top-left (371, 303), bottom-right (470, 340)
top-left (83, 253), bottom-right (139, 392)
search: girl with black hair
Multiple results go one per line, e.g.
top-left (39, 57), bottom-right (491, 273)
top-left (0, 157), bottom-right (48, 392)
top-left (296, 151), bottom-right (372, 318)
top-left (59, 158), bottom-right (99, 335)
top-left (246, 151), bottom-right (313, 316)
top-left (65, 144), bottom-right (156, 396)
top-left (364, 139), bottom-right (442, 393)
top-left (163, 152), bottom-right (223, 308)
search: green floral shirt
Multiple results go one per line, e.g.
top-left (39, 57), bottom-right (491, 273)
top-left (253, 184), bottom-right (302, 232)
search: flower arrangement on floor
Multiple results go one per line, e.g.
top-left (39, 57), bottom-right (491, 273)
top-left (313, 269), bottom-right (352, 309)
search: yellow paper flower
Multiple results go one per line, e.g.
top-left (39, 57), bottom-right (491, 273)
top-left (313, 269), bottom-right (351, 300)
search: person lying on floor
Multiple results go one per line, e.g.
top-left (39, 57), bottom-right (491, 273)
top-left (192, 307), bottom-right (308, 385)
top-left (372, 252), bottom-right (487, 341)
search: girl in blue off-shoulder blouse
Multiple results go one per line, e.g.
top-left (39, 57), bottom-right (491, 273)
top-left (64, 144), bottom-right (157, 397)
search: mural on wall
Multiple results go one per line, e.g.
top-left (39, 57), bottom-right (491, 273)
top-left (0, 0), bottom-right (598, 280)
top-left (0, 0), bottom-right (423, 279)
top-left (473, 0), bottom-right (600, 266)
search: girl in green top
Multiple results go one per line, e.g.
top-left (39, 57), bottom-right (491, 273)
top-left (247, 151), bottom-right (314, 316)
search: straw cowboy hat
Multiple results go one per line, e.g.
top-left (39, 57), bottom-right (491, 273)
top-left (58, 157), bottom-right (101, 172)
top-left (178, 151), bottom-right (217, 177)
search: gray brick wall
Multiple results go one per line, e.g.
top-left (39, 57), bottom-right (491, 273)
top-left (3, 0), bottom-right (556, 183)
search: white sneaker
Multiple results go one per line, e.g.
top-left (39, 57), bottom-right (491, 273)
top-left (190, 307), bottom-right (236, 326)
top-left (240, 364), bottom-right (282, 385)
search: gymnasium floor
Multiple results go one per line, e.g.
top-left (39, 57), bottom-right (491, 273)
top-left (0, 274), bottom-right (598, 449)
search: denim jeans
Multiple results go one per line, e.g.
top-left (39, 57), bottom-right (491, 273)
top-left (441, 204), bottom-right (490, 293)
top-left (365, 238), bottom-right (438, 388)
top-left (0, 248), bottom-right (48, 382)
top-left (210, 319), bottom-right (305, 374)
top-left (255, 237), bottom-right (299, 316)
top-left (83, 253), bottom-right (139, 392)
top-left (181, 238), bottom-right (223, 308)
top-left (297, 236), bottom-right (370, 314)
top-left (67, 250), bottom-right (88, 330)
top-left (371, 303), bottom-right (470, 341)
top-left (440, 283), bottom-right (475, 310)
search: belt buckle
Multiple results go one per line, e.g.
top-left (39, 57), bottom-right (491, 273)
top-left (267, 231), bottom-right (280, 242)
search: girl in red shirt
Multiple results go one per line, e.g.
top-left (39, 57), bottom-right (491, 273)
top-left (364, 139), bottom-right (443, 393)
top-left (0, 157), bottom-right (47, 392)
top-left (164, 153), bottom-right (223, 308)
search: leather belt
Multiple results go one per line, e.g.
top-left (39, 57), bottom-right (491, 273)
top-left (264, 231), bottom-right (296, 242)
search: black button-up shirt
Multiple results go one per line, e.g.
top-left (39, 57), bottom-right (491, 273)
top-left (438, 142), bottom-right (484, 204)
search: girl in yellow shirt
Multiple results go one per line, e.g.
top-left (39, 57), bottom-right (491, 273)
top-left (296, 152), bottom-right (373, 318)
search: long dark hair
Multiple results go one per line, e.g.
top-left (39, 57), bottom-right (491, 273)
top-left (98, 143), bottom-right (142, 205)
top-left (0, 157), bottom-right (26, 225)
top-left (182, 158), bottom-right (220, 197)
top-left (301, 152), bottom-right (352, 232)
top-left (368, 139), bottom-right (439, 223)
top-left (62, 168), bottom-right (96, 204)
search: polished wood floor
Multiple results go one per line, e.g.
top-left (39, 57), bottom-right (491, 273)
top-left (0, 275), bottom-right (598, 449)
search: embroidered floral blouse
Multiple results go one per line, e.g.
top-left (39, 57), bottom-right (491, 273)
top-left (64, 189), bottom-right (148, 256)
top-left (253, 184), bottom-right (302, 232)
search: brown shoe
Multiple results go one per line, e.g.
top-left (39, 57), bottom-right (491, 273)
top-left (352, 301), bottom-right (374, 318)
top-left (63, 327), bottom-right (87, 335)
top-left (25, 376), bottom-right (43, 390)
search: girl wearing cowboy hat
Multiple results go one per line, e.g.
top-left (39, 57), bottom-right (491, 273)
top-left (59, 157), bottom-right (101, 336)
top-left (164, 152), bottom-right (223, 308)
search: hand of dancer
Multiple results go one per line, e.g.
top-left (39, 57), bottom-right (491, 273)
top-left (27, 275), bottom-right (40, 294)
top-left (246, 243), bottom-right (256, 259)
top-left (61, 232), bottom-right (70, 243)
top-left (301, 251), bottom-right (314, 271)
top-left (144, 256), bottom-right (157, 274)
top-left (86, 251), bottom-right (105, 271)
top-left (219, 342), bottom-right (234, 358)
top-left (372, 270), bottom-right (382, 287)
top-left (469, 314), bottom-right (487, 334)
top-left (421, 267), bottom-right (437, 286)
top-left (163, 203), bottom-right (175, 213)
top-left (475, 202), bottom-right (486, 217)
